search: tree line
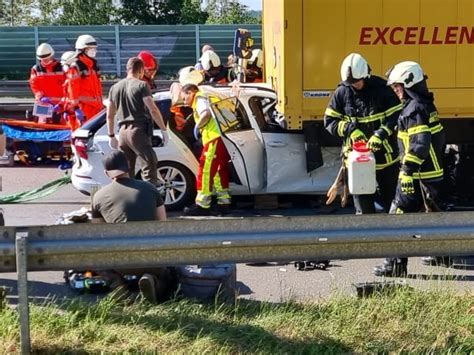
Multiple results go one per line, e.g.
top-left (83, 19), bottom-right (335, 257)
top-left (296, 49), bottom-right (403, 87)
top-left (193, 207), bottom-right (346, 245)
top-left (0, 0), bottom-right (260, 26)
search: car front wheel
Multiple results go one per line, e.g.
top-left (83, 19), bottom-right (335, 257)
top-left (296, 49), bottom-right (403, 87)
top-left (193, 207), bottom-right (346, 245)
top-left (156, 161), bottom-right (196, 211)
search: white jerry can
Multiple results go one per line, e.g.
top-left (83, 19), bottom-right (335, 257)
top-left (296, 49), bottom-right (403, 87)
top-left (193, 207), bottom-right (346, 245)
top-left (347, 142), bottom-right (376, 195)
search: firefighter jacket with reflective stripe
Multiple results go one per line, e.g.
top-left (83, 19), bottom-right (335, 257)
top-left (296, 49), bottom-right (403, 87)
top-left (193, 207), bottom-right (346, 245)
top-left (66, 53), bottom-right (104, 120)
top-left (29, 60), bottom-right (64, 104)
top-left (397, 98), bottom-right (445, 181)
top-left (324, 76), bottom-right (402, 170)
top-left (192, 91), bottom-right (221, 145)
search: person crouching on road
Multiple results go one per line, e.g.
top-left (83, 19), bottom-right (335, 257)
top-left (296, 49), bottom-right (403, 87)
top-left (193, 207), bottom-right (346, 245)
top-left (92, 150), bottom-right (175, 303)
top-left (181, 84), bottom-right (231, 216)
top-left (106, 57), bottom-right (168, 187)
top-left (65, 34), bottom-right (104, 129)
top-left (29, 43), bottom-right (65, 124)
top-left (324, 53), bottom-right (402, 214)
top-left (373, 61), bottom-right (445, 277)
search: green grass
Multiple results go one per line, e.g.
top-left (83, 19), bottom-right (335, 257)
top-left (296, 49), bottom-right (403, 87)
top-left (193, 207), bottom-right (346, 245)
top-left (1, 287), bottom-right (473, 354)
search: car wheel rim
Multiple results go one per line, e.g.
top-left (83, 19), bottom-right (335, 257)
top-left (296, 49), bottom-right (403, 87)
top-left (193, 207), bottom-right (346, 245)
top-left (157, 166), bottom-right (187, 205)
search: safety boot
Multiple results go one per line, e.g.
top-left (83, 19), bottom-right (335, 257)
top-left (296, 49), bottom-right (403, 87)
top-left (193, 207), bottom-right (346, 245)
top-left (373, 258), bottom-right (408, 277)
top-left (183, 204), bottom-right (210, 216)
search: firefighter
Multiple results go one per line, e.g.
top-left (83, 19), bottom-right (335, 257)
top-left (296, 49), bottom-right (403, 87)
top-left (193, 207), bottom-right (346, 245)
top-left (29, 43), bottom-right (65, 123)
top-left (374, 61), bottom-right (445, 277)
top-left (195, 44), bottom-right (215, 70)
top-left (245, 48), bottom-right (263, 83)
top-left (137, 50), bottom-right (158, 90)
top-left (181, 83), bottom-right (231, 216)
top-left (65, 34), bottom-right (104, 129)
top-left (199, 50), bottom-right (232, 84)
top-left (324, 53), bottom-right (402, 214)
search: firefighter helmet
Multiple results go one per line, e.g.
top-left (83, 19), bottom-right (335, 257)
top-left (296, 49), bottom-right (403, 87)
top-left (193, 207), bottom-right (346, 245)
top-left (340, 53), bottom-right (371, 83)
top-left (386, 61), bottom-right (425, 88)
top-left (200, 50), bottom-right (221, 71)
top-left (178, 66), bottom-right (204, 85)
top-left (137, 51), bottom-right (158, 71)
top-left (36, 43), bottom-right (54, 60)
top-left (75, 34), bottom-right (97, 50)
top-left (60, 51), bottom-right (76, 66)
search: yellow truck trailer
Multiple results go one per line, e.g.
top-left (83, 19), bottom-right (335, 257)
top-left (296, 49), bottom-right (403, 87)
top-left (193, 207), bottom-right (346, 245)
top-left (262, 0), bottom-right (474, 144)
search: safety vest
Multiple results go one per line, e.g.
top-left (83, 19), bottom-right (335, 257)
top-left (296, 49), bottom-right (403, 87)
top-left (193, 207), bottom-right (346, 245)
top-left (192, 91), bottom-right (221, 145)
top-left (66, 53), bottom-right (103, 120)
top-left (29, 60), bottom-right (65, 104)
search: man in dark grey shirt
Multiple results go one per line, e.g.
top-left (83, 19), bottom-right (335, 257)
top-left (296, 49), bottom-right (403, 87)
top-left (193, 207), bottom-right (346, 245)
top-left (106, 57), bottom-right (168, 187)
top-left (92, 150), bottom-right (171, 303)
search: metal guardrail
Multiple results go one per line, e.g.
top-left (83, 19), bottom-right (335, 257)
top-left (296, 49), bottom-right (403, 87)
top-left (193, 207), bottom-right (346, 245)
top-left (1, 212), bottom-right (474, 354)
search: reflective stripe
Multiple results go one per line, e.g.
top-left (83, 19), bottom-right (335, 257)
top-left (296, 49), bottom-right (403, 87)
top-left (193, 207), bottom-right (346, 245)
top-left (385, 103), bottom-right (403, 117)
top-left (380, 125), bottom-right (392, 136)
top-left (324, 107), bottom-right (343, 118)
top-left (199, 140), bottom-right (218, 198)
top-left (429, 146), bottom-right (441, 172)
top-left (413, 169), bottom-right (443, 180)
top-left (382, 139), bottom-right (393, 154)
top-left (403, 153), bottom-right (423, 165)
top-left (431, 124), bottom-right (443, 134)
top-left (337, 121), bottom-right (347, 137)
top-left (429, 111), bottom-right (439, 123)
top-left (34, 71), bottom-right (64, 76)
top-left (407, 125), bottom-right (430, 136)
top-left (376, 156), bottom-right (399, 170)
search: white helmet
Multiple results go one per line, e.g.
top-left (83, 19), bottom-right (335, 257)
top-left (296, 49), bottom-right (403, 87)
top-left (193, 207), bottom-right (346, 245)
top-left (199, 50), bottom-right (221, 71)
top-left (249, 49), bottom-right (263, 68)
top-left (60, 51), bottom-right (76, 66)
top-left (75, 34), bottom-right (97, 50)
top-left (386, 61), bottom-right (425, 88)
top-left (36, 43), bottom-right (54, 60)
top-left (178, 66), bottom-right (204, 85)
top-left (340, 53), bottom-right (371, 83)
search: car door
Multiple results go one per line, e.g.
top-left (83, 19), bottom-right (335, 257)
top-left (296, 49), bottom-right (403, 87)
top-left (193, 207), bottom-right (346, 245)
top-left (248, 96), bottom-right (341, 194)
top-left (209, 97), bottom-right (265, 194)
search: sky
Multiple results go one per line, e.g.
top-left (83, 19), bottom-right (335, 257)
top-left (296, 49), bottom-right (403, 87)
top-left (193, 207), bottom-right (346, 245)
top-left (239, 0), bottom-right (262, 11)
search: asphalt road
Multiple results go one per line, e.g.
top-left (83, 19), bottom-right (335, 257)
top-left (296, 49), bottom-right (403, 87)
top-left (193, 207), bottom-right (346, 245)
top-left (1, 164), bottom-right (473, 306)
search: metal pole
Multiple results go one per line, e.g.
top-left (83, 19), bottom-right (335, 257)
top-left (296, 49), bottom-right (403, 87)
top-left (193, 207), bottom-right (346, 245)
top-left (15, 231), bottom-right (30, 354)
top-left (195, 24), bottom-right (200, 63)
top-left (114, 25), bottom-right (121, 77)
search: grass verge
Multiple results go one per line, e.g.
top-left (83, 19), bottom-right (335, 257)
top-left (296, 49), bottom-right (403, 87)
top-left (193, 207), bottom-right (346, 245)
top-left (1, 286), bottom-right (473, 353)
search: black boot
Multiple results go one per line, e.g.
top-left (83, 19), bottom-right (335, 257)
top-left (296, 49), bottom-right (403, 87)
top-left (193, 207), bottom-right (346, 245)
top-left (374, 258), bottom-right (408, 277)
top-left (183, 204), bottom-right (210, 216)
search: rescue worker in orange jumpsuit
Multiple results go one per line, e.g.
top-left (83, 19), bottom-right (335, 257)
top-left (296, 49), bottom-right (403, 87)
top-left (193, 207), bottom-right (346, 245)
top-left (29, 43), bottom-right (65, 124)
top-left (65, 34), bottom-right (104, 130)
top-left (181, 83), bottom-right (231, 216)
top-left (137, 50), bottom-right (158, 91)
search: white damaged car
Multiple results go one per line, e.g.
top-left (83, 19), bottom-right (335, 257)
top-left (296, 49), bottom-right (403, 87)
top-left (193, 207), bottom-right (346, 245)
top-left (71, 84), bottom-right (341, 210)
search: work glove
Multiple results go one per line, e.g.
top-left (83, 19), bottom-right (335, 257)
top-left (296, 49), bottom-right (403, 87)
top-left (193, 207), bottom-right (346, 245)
top-left (40, 97), bottom-right (52, 104)
top-left (367, 134), bottom-right (383, 152)
top-left (74, 108), bottom-right (85, 124)
top-left (108, 136), bottom-right (118, 150)
top-left (350, 129), bottom-right (367, 144)
top-left (161, 130), bottom-right (169, 146)
top-left (399, 172), bottom-right (415, 195)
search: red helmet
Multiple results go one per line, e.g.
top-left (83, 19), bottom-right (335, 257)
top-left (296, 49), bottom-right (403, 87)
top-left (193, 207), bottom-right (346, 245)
top-left (137, 51), bottom-right (158, 71)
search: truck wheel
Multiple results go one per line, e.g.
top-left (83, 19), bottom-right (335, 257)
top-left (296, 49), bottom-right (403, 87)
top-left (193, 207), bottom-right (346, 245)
top-left (156, 161), bottom-right (196, 211)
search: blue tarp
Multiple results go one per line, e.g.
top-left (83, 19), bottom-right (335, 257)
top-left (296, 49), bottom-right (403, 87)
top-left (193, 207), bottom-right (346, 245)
top-left (2, 124), bottom-right (70, 142)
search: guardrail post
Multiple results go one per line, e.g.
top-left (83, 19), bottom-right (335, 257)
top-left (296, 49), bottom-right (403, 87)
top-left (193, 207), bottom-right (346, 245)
top-left (15, 231), bottom-right (30, 354)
